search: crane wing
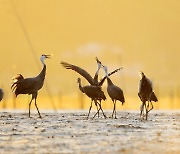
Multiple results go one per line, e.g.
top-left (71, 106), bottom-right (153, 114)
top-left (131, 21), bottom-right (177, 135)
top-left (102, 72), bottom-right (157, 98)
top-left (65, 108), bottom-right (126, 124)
top-left (99, 67), bottom-right (123, 86)
top-left (83, 85), bottom-right (106, 100)
top-left (60, 61), bottom-right (95, 85)
top-left (11, 74), bottom-right (24, 91)
top-left (150, 92), bottom-right (158, 102)
top-left (12, 78), bottom-right (39, 96)
top-left (93, 74), bottom-right (98, 85)
top-left (139, 76), bottom-right (152, 94)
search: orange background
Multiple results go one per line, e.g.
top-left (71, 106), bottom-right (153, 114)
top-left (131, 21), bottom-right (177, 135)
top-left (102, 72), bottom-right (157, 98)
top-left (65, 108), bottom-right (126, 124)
top-left (0, 0), bottom-right (180, 110)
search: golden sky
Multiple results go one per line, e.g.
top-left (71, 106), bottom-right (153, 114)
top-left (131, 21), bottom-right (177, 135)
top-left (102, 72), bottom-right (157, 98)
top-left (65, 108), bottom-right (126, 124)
top-left (0, 0), bottom-right (180, 109)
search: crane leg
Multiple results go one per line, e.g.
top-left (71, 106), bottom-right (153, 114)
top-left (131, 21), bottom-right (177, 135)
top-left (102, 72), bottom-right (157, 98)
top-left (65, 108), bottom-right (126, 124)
top-left (147, 92), bottom-right (153, 113)
top-left (92, 109), bottom-right (99, 119)
top-left (28, 97), bottom-right (33, 118)
top-left (145, 102), bottom-right (148, 120)
top-left (93, 101), bottom-right (100, 119)
top-left (34, 98), bottom-right (42, 118)
top-left (147, 101), bottom-right (149, 110)
top-left (140, 103), bottom-right (143, 118)
top-left (147, 101), bottom-right (154, 113)
top-left (112, 100), bottom-right (115, 118)
top-left (145, 101), bottom-right (150, 118)
top-left (33, 93), bottom-right (42, 118)
top-left (92, 100), bottom-right (106, 119)
top-left (87, 100), bottom-right (93, 119)
top-left (97, 105), bottom-right (99, 118)
top-left (140, 102), bottom-right (145, 119)
top-left (114, 100), bottom-right (117, 119)
top-left (97, 100), bottom-right (106, 119)
top-left (94, 100), bottom-right (99, 118)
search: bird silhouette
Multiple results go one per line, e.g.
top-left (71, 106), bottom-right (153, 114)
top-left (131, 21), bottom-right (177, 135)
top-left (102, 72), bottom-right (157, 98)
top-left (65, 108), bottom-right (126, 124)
top-left (77, 78), bottom-right (106, 119)
top-left (61, 59), bottom-right (121, 118)
top-left (60, 60), bottom-right (122, 87)
top-left (138, 72), bottom-right (158, 120)
top-left (102, 65), bottom-right (125, 119)
top-left (11, 54), bottom-right (51, 118)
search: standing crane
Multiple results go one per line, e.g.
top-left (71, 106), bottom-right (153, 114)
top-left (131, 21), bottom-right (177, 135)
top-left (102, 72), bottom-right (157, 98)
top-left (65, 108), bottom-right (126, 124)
top-left (0, 88), bottom-right (4, 102)
top-left (61, 59), bottom-right (121, 118)
top-left (102, 65), bottom-right (125, 119)
top-left (11, 54), bottom-right (51, 118)
top-left (138, 72), bottom-right (158, 120)
top-left (77, 78), bottom-right (106, 119)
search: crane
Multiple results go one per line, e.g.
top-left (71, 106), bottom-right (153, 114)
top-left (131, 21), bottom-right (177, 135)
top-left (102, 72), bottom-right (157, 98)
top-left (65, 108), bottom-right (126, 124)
top-left (138, 72), bottom-right (158, 120)
top-left (102, 65), bottom-right (125, 119)
top-left (11, 54), bottom-right (50, 118)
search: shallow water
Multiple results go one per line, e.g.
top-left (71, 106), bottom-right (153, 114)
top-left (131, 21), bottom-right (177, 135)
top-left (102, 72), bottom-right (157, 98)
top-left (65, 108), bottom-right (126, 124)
top-left (0, 110), bottom-right (179, 153)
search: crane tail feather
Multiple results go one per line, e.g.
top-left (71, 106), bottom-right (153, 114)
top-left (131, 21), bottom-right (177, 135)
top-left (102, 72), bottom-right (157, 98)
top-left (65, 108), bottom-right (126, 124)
top-left (11, 74), bottom-right (24, 93)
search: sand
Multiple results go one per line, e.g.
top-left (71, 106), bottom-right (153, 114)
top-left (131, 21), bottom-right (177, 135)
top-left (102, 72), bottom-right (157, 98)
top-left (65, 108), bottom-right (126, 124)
top-left (0, 110), bottom-right (180, 153)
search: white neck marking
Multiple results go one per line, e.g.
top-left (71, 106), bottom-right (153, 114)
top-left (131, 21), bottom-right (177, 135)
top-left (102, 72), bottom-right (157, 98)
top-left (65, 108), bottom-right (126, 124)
top-left (40, 56), bottom-right (46, 65)
top-left (104, 66), bottom-right (109, 77)
top-left (95, 63), bottom-right (101, 75)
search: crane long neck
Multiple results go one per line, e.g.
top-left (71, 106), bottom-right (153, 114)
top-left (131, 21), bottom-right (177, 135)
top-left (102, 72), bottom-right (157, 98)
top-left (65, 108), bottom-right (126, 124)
top-left (78, 80), bottom-right (84, 93)
top-left (105, 68), bottom-right (113, 85)
top-left (105, 68), bottom-right (109, 78)
top-left (41, 57), bottom-right (46, 65)
top-left (38, 62), bottom-right (46, 81)
top-left (107, 77), bottom-right (113, 85)
top-left (94, 65), bottom-right (101, 84)
top-left (95, 64), bottom-right (101, 76)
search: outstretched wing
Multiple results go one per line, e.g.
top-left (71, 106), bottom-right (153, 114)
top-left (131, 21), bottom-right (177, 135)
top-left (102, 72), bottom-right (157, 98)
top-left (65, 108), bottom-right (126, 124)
top-left (60, 61), bottom-right (95, 85)
top-left (98, 67), bottom-right (123, 86)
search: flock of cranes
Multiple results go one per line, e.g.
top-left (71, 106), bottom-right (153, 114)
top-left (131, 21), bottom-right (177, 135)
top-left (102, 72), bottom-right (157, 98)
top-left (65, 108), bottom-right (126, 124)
top-left (0, 54), bottom-right (158, 120)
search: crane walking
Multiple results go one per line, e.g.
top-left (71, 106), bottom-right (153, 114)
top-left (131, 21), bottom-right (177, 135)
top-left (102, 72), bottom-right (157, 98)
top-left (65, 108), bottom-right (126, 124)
top-left (11, 54), bottom-right (51, 118)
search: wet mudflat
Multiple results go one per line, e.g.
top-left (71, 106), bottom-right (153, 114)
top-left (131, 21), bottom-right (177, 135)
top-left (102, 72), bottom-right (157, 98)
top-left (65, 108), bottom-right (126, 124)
top-left (0, 110), bottom-right (179, 153)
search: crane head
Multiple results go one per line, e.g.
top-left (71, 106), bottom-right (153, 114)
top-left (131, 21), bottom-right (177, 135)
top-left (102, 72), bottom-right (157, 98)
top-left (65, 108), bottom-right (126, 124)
top-left (77, 78), bottom-right (81, 83)
top-left (95, 57), bottom-right (102, 69)
top-left (102, 65), bottom-right (109, 77)
top-left (41, 54), bottom-right (51, 64)
top-left (95, 57), bottom-right (102, 64)
top-left (139, 71), bottom-right (145, 78)
top-left (41, 54), bottom-right (51, 59)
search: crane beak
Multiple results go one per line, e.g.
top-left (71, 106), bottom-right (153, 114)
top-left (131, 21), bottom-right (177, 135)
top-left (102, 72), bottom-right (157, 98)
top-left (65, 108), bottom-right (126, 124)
top-left (45, 55), bottom-right (51, 59)
top-left (95, 57), bottom-right (102, 64)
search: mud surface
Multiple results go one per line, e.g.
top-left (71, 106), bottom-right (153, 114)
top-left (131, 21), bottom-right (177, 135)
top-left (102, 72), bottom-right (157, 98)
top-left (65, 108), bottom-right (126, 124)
top-left (0, 110), bottom-right (179, 153)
